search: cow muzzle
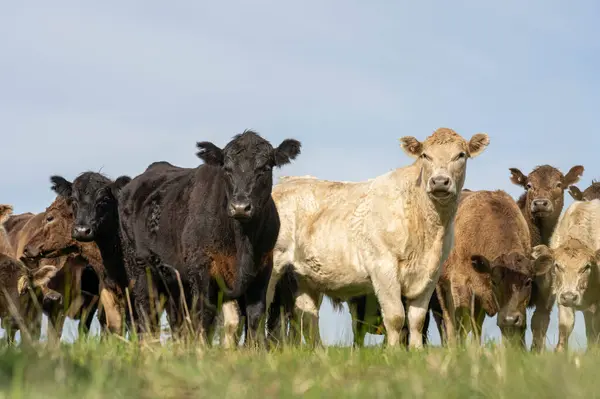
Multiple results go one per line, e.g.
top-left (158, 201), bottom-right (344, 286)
top-left (531, 198), bottom-right (553, 216)
top-left (427, 174), bottom-right (454, 200)
top-left (228, 200), bottom-right (253, 221)
top-left (559, 291), bottom-right (580, 307)
top-left (498, 312), bottom-right (525, 328)
top-left (22, 244), bottom-right (41, 259)
top-left (72, 225), bottom-right (95, 242)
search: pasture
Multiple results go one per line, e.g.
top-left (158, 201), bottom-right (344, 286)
top-left (0, 339), bottom-right (595, 398)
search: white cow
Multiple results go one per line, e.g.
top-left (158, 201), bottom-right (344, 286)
top-left (538, 199), bottom-right (600, 351)
top-left (264, 128), bottom-right (490, 348)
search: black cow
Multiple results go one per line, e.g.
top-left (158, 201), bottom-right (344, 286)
top-left (117, 130), bottom-right (301, 344)
top-left (49, 172), bottom-right (133, 332)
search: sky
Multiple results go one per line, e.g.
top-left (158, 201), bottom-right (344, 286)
top-left (1, 1), bottom-right (599, 348)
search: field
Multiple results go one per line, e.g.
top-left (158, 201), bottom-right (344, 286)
top-left (0, 337), bottom-right (595, 399)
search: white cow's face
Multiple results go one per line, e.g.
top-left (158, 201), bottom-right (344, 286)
top-left (548, 239), bottom-right (600, 308)
top-left (400, 128), bottom-right (489, 204)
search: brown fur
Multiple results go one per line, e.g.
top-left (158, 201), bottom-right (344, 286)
top-left (568, 180), bottom-right (600, 202)
top-left (209, 252), bottom-right (237, 287)
top-left (437, 190), bottom-right (552, 347)
top-left (21, 196), bottom-right (124, 334)
top-left (0, 205), bottom-right (14, 255)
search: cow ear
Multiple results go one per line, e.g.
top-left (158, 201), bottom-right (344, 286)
top-left (274, 139), bottom-right (302, 167)
top-left (468, 133), bottom-right (490, 158)
top-left (399, 136), bottom-right (423, 158)
top-left (563, 165), bottom-right (584, 187)
top-left (509, 168), bottom-right (528, 188)
top-left (531, 245), bottom-right (554, 276)
top-left (30, 265), bottom-right (58, 288)
top-left (50, 176), bottom-right (73, 198)
top-left (0, 204), bottom-right (13, 224)
top-left (110, 175), bottom-right (131, 197)
top-left (471, 255), bottom-right (491, 274)
top-left (568, 185), bottom-right (583, 201)
top-left (196, 142), bottom-right (224, 166)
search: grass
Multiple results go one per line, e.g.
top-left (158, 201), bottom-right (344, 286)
top-left (0, 337), bottom-right (596, 399)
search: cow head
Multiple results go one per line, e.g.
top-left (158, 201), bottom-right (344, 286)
top-left (471, 247), bottom-right (552, 332)
top-left (0, 254), bottom-right (61, 319)
top-left (22, 196), bottom-right (78, 259)
top-left (196, 130), bottom-right (301, 221)
top-left (400, 128), bottom-right (489, 204)
top-left (509, 165), bottom-right (584, 219)
top-left (50, 172), bottom-right (131, 242)
top-left (568, 180), bottom-right (600, 202)
top-left (541, 239), bottom-right (600, 308)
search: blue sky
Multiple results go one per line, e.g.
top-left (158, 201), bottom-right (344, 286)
top-left (1, 1), bottom-right (599, 348)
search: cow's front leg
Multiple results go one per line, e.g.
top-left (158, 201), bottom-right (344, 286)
top-left (556, 304), bottom-right (575, 352)
top-left (370, 264), bottom-right (405, 347)
top-left (221, 300), bottom-right (241, 349)
top-left (406, 281), bottom-right (436, 349)
top-left (243, 263), bottom-right (272, 348)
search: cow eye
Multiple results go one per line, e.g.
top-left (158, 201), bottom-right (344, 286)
top-left (457, 152), bottom-right (466, 159)
top-left (46, 215), bottom-right (54, 223)
top-left (556, 182), bottom-right (562, 188)
top-left (554, 262), bottom-right (564, 272)
top-left (580, 264), bottom-right (591, 273)
top-left (526, 183), bottom-right (533, 190)
top-left (524, 278), bottom-right (532, 287)
top-left (421, 153), bottom-right (431, 161)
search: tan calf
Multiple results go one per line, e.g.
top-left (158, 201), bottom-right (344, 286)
top-left (545, 199), bottom-right (600, 351)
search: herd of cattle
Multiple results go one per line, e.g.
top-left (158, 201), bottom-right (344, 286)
top-left (1, 127), bottom-right (599, 352)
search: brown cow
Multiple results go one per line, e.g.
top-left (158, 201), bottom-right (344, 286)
top-left (509, 164), bottom-right (584, 351)
top-left (3, 201), bottom-right (99, 340)
top-left (0, 252), bottom-right (60, 343)
top-left (436, 190), bottom-right (553, 348)
top-left (568, 180), bottom-right (600, 202)
top-left (22, 196), bottom-right (124, 335)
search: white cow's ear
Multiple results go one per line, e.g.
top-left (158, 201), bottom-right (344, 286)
top-left (399, 136), bottom-right (423, 158)
top-left (568, 185), bottom-right (583, 201)
top-left (468, 133), bottom-right (489, 158)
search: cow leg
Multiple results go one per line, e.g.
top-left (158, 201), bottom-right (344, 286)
top-left (99, 284), bottom-right (123, 335)
top-left (348, 297), bottom-right (367, 348)
top-left (293, 289), bottom-right (322, 348)
top-left (531, 304), bottom-right (552, 352)
top-left (80, 297), bottom-right (98, 336)
top-left (556, 304), bottom-right (575, 352)
top-left (221, 300), bottom-right (241, 349)
top-left (437, 283), bottom-right (456, 346)
top-left (406, 281), bottom-right (437, 349)
top-left (471, 299), bottom-right (485, 345)
top-left (370, 269), bottom-right (405, 348)
top-left (585, 310), bottom-right (600, 349)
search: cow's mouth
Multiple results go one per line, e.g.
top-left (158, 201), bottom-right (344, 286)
top-left (429, 190), bottom-right (454, 200)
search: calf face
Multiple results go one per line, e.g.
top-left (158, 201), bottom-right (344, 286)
top-left (510, 165), bottom-right (584, 218)
top-left (0, 254), bottom-right (61, 318)
top-left (568, 180), bottom-right (600, 202)
top-left (196, 130), bottom-right (301, 221)
top-left (22, 197), bottom-right (77, 259)
top-left (49, 173), bottom-right (131, 242)
top-left (543, 239), bottom-right (600, 308)
top-left (400, 128), bottom-right (489, 203)
top-left (471, 248), bottom-right (553, 329)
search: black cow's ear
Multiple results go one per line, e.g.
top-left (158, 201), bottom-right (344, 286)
top-left (274, 139), bottom-right (302, 167)
top-left (196, 142), bottom-right (224, 166)
top-left (50, 176), bottom-right (73, 197)
top-left (110, 175), bottom-right (132, 197)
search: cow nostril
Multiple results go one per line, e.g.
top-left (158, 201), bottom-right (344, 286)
top-left (243, 203), bottom-right (252, 212)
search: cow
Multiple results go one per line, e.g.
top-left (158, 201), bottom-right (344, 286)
top-left (508, 164), bottom-right (584, 351)
top-left (0, 253), bottom-right (60, 344)
top-left (21, 196), bottom-right (123, 336)
top-left (50, 130), bottom-right (301, 347)
top-left (48, 173), bottom-right (133, 335)
top-left (568, 180), bottom-right (600, 202)
top-left (264, 128), bottom-right (489, 349)
top-left (435, 190), bottom-right (553, 348)
top-left (542, 199), bottom-right (600, 351)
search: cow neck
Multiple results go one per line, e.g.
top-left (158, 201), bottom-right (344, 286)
top-left (517, 194), bottom-right (559, 246)
top-left (94, 224), bottom-right (129, 290)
